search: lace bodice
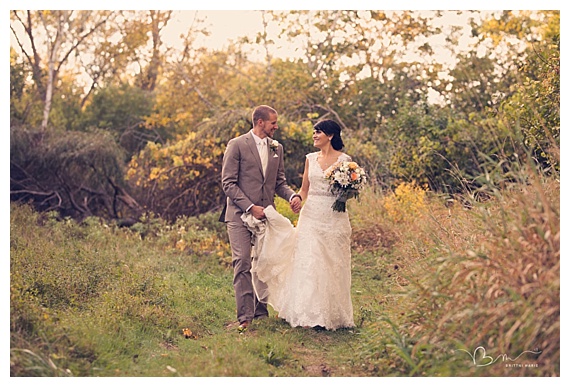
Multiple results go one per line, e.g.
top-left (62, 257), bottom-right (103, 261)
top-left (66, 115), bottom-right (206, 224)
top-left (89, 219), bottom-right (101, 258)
top-left (306, 151), bottom-right (352, 198)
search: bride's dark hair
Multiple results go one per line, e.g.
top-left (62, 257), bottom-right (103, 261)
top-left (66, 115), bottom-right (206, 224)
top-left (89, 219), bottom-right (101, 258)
top-left (314, 120), bottom-right (344, 150)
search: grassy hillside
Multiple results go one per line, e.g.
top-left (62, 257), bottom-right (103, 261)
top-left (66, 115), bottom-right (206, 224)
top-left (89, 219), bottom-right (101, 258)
top-left (10, 173), bottom-right (559, 377)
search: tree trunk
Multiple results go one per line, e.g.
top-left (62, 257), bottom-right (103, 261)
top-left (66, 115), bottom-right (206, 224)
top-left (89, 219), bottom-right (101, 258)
top-left (40, 11), bottom-right (66, 132)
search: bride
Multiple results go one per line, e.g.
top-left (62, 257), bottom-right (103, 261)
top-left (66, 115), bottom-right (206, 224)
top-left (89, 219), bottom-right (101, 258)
top-left (248, 119), bottom-right (355, 331)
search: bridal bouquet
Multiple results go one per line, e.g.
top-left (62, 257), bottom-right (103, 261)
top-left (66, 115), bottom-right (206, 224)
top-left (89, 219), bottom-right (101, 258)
top-left (325, 161), bottom-right (368, 212)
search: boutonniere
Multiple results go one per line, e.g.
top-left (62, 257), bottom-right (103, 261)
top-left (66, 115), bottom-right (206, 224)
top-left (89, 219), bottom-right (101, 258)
top-left (269, 140), bottom-right (279, 157)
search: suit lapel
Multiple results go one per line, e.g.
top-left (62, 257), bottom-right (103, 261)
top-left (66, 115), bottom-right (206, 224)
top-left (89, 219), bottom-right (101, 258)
top-left (245, 133), bottom-right (264, 176)
top-left (264, 138), bottom-right (279, 183)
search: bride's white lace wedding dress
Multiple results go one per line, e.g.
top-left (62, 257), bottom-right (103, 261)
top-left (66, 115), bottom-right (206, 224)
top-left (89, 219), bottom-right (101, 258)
top-left (249, 152), bottom-right (354, 331)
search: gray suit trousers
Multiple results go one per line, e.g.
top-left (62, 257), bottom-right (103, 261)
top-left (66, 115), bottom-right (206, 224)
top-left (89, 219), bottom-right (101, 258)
top-left (227, 220), bottom-right (268, 323)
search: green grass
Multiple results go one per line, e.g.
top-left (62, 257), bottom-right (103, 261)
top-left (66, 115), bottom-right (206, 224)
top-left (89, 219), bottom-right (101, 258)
top-left (10, 175), bottom-right (559, 376)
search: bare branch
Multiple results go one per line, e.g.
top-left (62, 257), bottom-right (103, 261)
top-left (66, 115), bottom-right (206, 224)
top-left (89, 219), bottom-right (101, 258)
top-left (55, 14), bottom-right (109, 75)
top-left (313, 104), bottom-right (348, 130)
top-left (10, 189), bottom-right (54, 196)
top-left (174, 63), bottom-right (217, 110)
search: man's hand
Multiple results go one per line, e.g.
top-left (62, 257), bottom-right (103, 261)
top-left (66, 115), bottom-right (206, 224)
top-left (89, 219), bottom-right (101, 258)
top-left (250, 205), bottom-right (266, 220)
top-left (290, 196), bottom-right (302, 213)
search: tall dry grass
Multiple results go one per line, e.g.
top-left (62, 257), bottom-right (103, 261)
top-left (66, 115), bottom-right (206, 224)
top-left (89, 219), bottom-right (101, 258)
top-left (350, 165), bottom-right (559, 376)
top-left (418, 171), bottom-right (559, 375)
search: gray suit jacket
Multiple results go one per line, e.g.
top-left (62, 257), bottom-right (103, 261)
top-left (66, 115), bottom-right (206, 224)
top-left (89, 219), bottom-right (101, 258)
top-left (220, 131), bottom-right (295, 223)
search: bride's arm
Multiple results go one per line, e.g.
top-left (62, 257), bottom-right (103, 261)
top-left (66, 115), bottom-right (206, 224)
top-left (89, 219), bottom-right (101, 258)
top-left (297, 158), bottom-right (310, 201)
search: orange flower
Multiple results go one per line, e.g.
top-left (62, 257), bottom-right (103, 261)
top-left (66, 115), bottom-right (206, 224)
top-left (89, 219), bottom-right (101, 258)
top-left (351, 172), bottom-right (358, 181)
top-left (348, 162), bottom-right (358, 169)
top-left (182, 328), bottom-right (196, 339)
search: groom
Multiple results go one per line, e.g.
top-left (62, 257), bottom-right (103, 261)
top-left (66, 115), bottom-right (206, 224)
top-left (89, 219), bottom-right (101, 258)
top-left (221, 105), bottom-right (302, 332)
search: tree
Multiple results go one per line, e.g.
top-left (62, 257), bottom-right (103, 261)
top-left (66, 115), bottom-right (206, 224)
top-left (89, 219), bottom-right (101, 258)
top-left (80, 83), bottom-right (157, 159)
top-left (10, 48), bottom-right (31, 126)
top-left (10, 10), bottom-right (112, 132)
top-left (262, 11), bottom-right (440, 126)
top-left (127, 110), bottom-right (250, 220)
top-left (9, 10), bottom-right (558, 220)
top-left (498, 11), bottom-right (560, 171)
top-left (116, 10), bottom-right (173, 92)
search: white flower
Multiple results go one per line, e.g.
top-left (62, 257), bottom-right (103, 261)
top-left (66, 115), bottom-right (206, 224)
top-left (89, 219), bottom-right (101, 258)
top-left (269, 140), bottom-right (279, 151)
top-left (325, 160), bottom-right (368, 211)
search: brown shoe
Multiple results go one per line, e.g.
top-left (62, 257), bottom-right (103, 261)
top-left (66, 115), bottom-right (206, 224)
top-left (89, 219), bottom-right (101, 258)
top-left (237, 321), bottom-right (250, 333)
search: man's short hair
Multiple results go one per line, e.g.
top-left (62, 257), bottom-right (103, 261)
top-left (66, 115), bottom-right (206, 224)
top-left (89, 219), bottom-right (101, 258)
top-left (252, 105), bottom-right (277, 124)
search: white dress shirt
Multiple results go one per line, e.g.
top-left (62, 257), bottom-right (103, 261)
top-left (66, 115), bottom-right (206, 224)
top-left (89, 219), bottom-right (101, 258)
top-left (251, 130), bottom-right (268, 175)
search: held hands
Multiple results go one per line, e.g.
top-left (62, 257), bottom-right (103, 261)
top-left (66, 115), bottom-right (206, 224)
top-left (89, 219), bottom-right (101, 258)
top-left (290, 196), bottom-right (302, 213)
